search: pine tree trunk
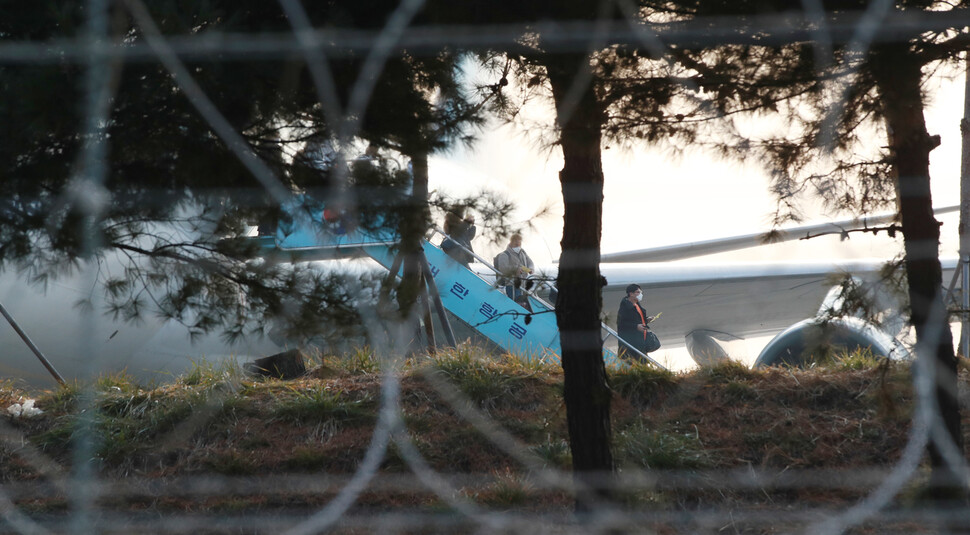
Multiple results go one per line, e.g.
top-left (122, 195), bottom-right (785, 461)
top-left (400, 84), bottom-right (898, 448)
top-left (872, 44), bottom-right (964, 499)
top-left (397, 151), bottom-right (431, 348)
top-left (545, 55), bottom-right (615, 507)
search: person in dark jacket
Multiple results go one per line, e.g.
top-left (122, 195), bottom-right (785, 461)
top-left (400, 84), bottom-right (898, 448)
top-left (441, 210), bottom-right (476, 266)
top-left (617, 283), bottom-right (657, 361)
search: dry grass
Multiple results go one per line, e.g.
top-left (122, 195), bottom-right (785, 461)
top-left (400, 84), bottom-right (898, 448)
top-left (0, 348), bottom-right (964, 532)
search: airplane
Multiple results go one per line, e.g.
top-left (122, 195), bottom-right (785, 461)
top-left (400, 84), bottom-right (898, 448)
top-left (594, 206), bottom-right (962, 368)
top-left (0, 204), bottom-right (960, 388)
top-left (596, 254), bottom-right (928, 369)
top-left (457, 218), bottom-right (955, 370)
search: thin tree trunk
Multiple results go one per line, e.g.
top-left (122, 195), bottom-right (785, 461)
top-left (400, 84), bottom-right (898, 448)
top-left (397, 151), bottom-right (431, 353)
top-left (872, 44), bottom-right (964, 499)
top-left (546, 55), bottom-right (614, 508)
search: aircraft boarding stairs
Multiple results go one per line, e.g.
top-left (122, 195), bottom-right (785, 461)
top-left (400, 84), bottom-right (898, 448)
top-left (262, 203), bottom-right (660, 368)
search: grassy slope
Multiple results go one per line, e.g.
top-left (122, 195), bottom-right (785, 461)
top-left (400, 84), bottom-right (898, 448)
top-left (0, 346), bottom-right (963, 533)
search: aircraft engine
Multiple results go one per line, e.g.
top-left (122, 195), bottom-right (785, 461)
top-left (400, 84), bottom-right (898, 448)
top-left (753, 316), bottom-right (911, 368)
top-left (685, 329), bottom-right (745, 367)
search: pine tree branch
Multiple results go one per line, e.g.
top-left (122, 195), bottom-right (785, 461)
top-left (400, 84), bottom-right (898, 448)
top-left (798, 223), bottom-right (904, 241)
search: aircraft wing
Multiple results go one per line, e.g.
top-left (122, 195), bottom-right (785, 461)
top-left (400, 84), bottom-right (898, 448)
top-left (600, 205), bottom-right (959, 263)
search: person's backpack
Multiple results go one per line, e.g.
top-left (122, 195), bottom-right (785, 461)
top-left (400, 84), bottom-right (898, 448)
top-left (493, 251), bottom-right (510, 283)
top-left (492, 251), bottom-right (505, 270)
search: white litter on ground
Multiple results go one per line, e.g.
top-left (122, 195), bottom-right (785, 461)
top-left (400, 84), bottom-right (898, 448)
top-left (7, 399), bottom-right (43, 419)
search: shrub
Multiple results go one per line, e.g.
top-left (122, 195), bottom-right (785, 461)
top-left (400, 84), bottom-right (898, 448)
top-left (272, 386), bottom-right (373, 424)
top-left (702, 360), bottom-right (757, 383)
top-left (615, 422), bottom-right (712, 470)
top-left (530, 438), bottom-right (571, 469)
top-left (284, 446), bottom-right (330, 471)
top-left (610, 364), bottom-right (677, 407)
top-left (343, 346), bottom-right (380, 374)
top-left (40, 381), bottom-right (81, 415)
top-left (178, 358), bottom-right (245, 388)
top-left (427, 348), bottom-right (527, 410)
top-left (478, 469), bottom-right (533, 507)
top-left (723, 380), bottom-right (759, 402)
top-left (824, 347), bottom-right (885, 371)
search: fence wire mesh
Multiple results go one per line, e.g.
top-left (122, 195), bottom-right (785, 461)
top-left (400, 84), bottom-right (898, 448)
top-left (1, 0), bottom-right (969, 533)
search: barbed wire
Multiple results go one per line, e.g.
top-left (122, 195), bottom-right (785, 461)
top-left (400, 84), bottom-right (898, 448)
top-left (0, 0), bottom-right (967, 533)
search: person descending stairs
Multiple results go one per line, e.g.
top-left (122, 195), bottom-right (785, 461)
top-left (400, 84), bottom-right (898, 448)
top-left (263, 198), bottom-right (654, 368)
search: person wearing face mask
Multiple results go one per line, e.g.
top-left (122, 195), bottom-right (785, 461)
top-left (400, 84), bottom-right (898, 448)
top-left (494, 233), bottom-right (535, 299)
top-left (617, 283), bottom-right (659, 361)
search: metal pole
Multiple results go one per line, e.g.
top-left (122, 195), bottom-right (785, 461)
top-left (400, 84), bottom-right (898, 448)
top-left (0, 300), bottom-right (65, 385)
top-left (420, 251), bottom-right (458, 347)
top-left (945, 258), bottom-right (963, 303)
top-left (960, 256), bottom-right (970, 358)
top-left (377, 251), bottom-right (404, 311)
top-left (959, 51), bottom-right (970, 356)
top-left (419, 283), bottom-right (437, 355)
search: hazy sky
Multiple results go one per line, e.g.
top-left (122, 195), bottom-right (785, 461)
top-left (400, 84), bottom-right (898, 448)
top-left (430, 67), bottom-right (965, 268)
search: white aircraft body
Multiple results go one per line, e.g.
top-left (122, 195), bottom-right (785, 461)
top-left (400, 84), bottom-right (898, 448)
top-left (602, 259), bottom-right (881, 339)
top-left (0, 262), bottom-right (282, 388)
top-left (594, 206), bottom-right (959, 366)
top-left (598, 258), bottom-right (956, 366)
top-left (0, 207), bottom-right (959, 387)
